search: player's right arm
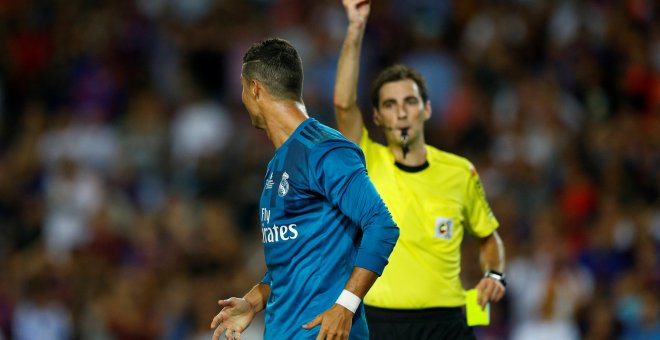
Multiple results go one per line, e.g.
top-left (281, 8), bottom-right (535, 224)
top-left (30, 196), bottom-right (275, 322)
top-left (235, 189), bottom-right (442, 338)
top-left (333, 0), bottom-right (370, 144)
top-left (211, 282), bottom-right (270, 340)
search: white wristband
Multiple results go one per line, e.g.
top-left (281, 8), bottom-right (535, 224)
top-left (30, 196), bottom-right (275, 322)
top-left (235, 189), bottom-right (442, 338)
top-left (335, 289), bottom-right (361, 313)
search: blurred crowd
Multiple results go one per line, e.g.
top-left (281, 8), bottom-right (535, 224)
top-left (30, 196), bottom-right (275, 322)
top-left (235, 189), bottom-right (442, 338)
top-left (0, 0), bottom-right (658, 339)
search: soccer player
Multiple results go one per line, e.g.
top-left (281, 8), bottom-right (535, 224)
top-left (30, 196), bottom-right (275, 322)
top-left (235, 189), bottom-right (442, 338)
top-left (210, 38), bottom-right (399, 340)
top-left (334, 1), bottom-right (506, 339)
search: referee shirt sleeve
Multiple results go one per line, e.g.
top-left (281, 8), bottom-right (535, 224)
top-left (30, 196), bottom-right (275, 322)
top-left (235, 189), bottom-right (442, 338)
top-left (464, 164), bottom-right (499, 237)
top-left (309, 140), bottom-right (398, 276)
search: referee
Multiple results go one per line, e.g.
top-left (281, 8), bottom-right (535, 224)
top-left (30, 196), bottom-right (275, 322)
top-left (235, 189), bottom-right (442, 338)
top-left (333, 1), bottom-right (506, 339)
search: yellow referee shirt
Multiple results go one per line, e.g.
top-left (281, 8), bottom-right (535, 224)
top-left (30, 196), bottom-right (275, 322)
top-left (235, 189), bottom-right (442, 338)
top-left (360, 129), bottom-right (499, 308)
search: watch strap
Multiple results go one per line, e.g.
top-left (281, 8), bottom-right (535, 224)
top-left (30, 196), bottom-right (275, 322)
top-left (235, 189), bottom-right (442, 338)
top-left (485, 270), bottom-right (507, 288)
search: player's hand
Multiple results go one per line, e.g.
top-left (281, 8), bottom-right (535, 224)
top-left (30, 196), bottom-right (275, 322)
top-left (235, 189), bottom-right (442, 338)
top-left (474, 277), bottom-right (506, 309)
top-left (210, 297), bottom-right (255, 340)
top-left (302, 303), bottom-right (353, 340)
top-left (343, 0), bottom-right (370, 26)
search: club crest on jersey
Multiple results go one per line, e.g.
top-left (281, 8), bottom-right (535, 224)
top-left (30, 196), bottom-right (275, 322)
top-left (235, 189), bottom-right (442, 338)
top-left (435, 217), bottom-right (453, 240)
top-left (278, 171), bottom-right (290, 197)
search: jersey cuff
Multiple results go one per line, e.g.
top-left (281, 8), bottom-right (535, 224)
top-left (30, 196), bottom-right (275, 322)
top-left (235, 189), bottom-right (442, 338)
top-left (260, 272), bottom-right (272, 286)
top-left (355, 252), bottom-right (389, 276)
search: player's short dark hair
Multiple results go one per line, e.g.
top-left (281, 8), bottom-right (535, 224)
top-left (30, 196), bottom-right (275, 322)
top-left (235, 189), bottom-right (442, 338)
top-left (370, 64), bottom-right (428, 108)
top-left (242, 38), bottom-right (303, 102)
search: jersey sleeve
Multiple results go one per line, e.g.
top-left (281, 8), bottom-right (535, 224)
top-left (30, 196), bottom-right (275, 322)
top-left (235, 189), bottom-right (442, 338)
top-left (309, 140), bottom-right (399, 275)
top-left (464, 165), bottom-right (499, 237)
top-left (260, 271), bottom-right (272, 286)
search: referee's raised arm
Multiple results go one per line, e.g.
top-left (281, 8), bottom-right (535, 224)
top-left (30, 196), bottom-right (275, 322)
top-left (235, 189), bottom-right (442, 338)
top-left (333, 0), bottom-right (370, 144)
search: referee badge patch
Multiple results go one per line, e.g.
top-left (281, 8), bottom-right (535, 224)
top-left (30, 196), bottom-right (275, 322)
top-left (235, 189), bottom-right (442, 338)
top-left (435, 217), bottom-right (453, 240)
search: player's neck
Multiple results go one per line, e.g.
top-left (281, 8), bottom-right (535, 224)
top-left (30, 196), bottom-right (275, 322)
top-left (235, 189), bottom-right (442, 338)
top-left (263, 100), bottom-right (309, 149)
top-left (389, 141), bottom-right (426, 167)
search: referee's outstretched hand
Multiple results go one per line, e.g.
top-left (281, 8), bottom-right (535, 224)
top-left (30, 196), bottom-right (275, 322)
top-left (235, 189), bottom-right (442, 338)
top-left (474, 277), bottom-right (506, 309)
top-left (210, 297), bottom-right (255, 340)
top-left (343, 0), bottom-right (370, 26)
top-left (302, 303), bottom-right (353, 340)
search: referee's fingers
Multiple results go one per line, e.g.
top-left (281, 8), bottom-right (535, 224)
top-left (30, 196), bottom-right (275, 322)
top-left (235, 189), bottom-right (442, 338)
top-left (478, 282), bottom-right (494, 308)
top-left (492, 282), bottom-right (505, 302)
top-left (486, 277), bottom-right (505, 301)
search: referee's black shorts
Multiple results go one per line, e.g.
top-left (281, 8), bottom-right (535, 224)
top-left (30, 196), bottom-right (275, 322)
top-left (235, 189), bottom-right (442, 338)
top-left (365, 305), bottom-right (476, 340)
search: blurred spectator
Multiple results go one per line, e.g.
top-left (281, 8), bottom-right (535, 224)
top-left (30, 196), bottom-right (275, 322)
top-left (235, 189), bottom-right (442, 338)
top-left (580, 299), bottom-right (620, 340)
top-left (170, 94), bottom-right (232, 171)
top-left (38, 112), bottom-right (119, 174)
top-left (43, 158), bottom-right (104, 262)
top-left (12, 274), bottom-right (72, 340)
top-left (508, 209), bottom-right (594, 340)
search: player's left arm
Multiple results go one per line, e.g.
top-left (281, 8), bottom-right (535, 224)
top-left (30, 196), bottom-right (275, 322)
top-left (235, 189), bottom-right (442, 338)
top-left (304, 141), bottom-right (398, 339)
top-left (308, 141), bottom-right (399, 276)
top-left (464, 165), bottom-right (507, 308)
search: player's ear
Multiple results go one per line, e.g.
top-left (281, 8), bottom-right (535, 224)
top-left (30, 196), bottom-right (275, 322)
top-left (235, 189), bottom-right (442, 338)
top-left (251, 79), bottom-right (261, 99)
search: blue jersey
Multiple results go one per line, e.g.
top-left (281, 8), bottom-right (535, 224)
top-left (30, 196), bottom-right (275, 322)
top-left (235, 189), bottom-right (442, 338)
top-left (258, 118), bottom-right (398, 339)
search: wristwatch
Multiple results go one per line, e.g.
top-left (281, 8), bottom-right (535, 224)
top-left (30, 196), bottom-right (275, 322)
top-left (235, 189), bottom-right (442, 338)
top-left (485, 270), bottom-right (507, 288)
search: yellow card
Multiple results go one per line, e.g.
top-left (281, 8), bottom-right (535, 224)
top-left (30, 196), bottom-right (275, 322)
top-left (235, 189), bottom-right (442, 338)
top-left (465, 289), bottom-right (490, 326)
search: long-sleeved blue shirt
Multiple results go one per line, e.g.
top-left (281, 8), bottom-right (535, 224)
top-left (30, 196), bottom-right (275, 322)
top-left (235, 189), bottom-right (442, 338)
top-left (258, 118), bottom-right (398, 339)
